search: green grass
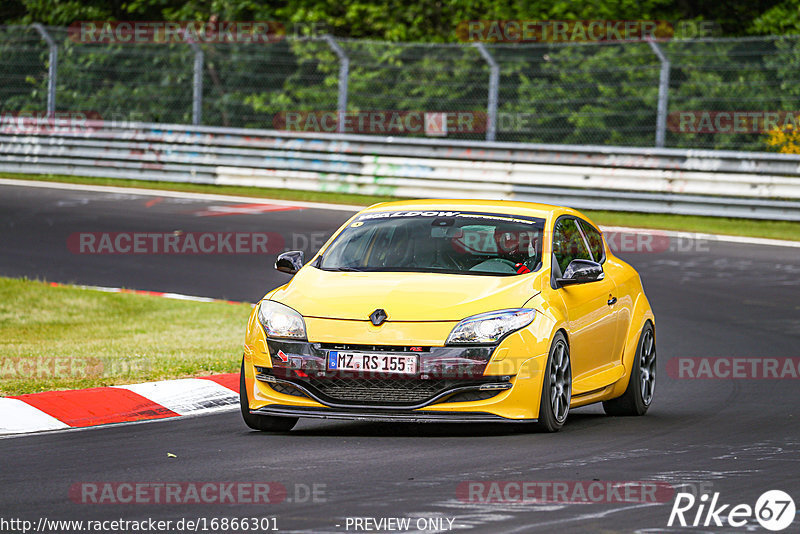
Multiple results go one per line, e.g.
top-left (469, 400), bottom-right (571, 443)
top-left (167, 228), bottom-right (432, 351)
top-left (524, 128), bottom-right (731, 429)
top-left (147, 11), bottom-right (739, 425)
top-left (0, 277), bottom-right (252, 396)
top-left (3, 172), bottom-right (799, 241)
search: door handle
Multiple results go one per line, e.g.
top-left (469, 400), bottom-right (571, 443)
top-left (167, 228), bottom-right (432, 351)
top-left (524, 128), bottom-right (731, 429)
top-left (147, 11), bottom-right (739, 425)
top-left (607, 296), bottom-right (617, 306)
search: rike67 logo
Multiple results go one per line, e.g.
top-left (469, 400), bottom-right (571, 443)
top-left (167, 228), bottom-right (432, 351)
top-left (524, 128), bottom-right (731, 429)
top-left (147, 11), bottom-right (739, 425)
top-left (668, 490), bottom-right (796, 531)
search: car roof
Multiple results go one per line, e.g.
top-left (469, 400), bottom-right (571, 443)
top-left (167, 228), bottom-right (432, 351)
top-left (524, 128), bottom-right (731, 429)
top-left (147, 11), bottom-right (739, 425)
top-left (360, 199), bottom-right (585, 222)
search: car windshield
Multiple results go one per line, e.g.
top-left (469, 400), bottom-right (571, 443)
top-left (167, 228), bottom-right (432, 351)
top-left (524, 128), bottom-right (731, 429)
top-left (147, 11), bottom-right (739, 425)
top-left (319, 210), bottom-right (545, 276)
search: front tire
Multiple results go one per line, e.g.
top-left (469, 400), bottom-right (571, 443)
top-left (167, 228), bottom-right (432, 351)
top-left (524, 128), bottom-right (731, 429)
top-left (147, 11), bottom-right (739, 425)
top-left (603, 322), bottom-right (656, 416)
top-left (534, 332), bottom-right (572, 432)
top-left (239, 360), bottom-right (298, 432)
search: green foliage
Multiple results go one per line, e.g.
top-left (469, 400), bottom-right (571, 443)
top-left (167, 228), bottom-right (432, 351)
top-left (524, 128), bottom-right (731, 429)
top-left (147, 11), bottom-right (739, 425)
top-left (3, 1), bottom-right (800, 150)
top-left (749, 0), bottom-right (800, 36)
top-left (4, 0), bottom-right (800, 40)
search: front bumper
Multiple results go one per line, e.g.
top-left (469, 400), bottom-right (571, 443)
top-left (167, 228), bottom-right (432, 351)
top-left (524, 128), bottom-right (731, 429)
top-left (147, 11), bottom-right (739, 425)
top-left (244, 336), bottom-right (550, 421)
top-left (256, 339), bottom-right (510, 409)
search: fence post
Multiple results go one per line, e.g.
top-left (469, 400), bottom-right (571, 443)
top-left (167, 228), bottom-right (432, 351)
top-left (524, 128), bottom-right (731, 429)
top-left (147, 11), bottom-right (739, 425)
top-left (323, 35), bottom-right (349, 133)
top-left (473, 42), bottom-right (499, 142)
top-left (32, 24), bottom-right (57, 118)
top-left (189, 42), bottom-right (204, 125)
top-left (647, 40), bottom-right (670, 148)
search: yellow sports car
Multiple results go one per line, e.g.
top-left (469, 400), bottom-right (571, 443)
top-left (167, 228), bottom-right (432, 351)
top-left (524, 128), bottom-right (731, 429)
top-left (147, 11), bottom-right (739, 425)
top-left (240, 200), bottom-right (656, 432)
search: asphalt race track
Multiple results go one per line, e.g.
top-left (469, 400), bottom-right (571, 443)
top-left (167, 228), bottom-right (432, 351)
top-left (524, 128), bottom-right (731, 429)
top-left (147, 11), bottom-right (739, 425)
top-left (1, 181), bottom-right (799, 533)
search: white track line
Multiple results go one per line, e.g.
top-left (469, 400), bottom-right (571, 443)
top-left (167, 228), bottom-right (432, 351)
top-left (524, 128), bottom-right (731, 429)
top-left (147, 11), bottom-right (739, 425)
top-left (47, 282), bottom-right (252, 306)
top-left (1, 178), bottom-right (798, 248)
top-left (0, 178), bottom-right (364, 212)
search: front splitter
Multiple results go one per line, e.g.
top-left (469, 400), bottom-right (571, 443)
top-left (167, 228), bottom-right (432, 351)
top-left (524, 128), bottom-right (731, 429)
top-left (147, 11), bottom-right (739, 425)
top-left (252, 405), bottom-right (535, 423)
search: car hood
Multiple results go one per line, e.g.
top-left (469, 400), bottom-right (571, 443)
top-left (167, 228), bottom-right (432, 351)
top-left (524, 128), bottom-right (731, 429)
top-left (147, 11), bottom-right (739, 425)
top-left (268, 267), bottom-right (542, 322)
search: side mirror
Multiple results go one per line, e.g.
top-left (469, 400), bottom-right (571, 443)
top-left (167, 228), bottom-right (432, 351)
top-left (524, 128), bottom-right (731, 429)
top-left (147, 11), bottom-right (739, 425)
top-left (275, 250), bottom-right (304, 275)
top-left (557, 259), bottom-right (604, 287)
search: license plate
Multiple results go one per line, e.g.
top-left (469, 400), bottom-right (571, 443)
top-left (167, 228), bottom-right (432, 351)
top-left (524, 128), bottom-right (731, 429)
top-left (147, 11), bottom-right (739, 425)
top-left (327, 351), bottom-right (418, 375)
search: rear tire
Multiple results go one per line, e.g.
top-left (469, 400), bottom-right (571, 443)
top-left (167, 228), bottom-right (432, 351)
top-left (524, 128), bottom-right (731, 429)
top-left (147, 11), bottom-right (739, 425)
top-left (603, 322), bottom-right (655, 416)
top-left (239, 360), bottom-right (298, 432)
top-left (533, 332), bottom-right (571, 432)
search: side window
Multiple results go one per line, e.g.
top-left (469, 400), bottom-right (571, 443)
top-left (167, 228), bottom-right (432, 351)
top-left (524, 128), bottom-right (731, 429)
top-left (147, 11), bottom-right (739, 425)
top-left (553, 218), bottom-right (592, 274)
top-left (578, 219), bottom-right (605, 263)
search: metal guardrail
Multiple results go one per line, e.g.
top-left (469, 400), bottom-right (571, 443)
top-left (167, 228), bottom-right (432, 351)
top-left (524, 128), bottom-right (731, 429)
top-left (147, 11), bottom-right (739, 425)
top-left (1, 120), bottom-right (800, 220)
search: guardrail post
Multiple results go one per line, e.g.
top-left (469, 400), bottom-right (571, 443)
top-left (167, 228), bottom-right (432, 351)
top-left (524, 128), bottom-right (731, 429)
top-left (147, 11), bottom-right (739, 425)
top-left (323, 35), bottom-right (349, 133)
top-left (189, 42), bottom-right (204, 125)
top-left (473, 43), bottom-right (499, 142)
top-left (32, 24), bottom-right (57, 118)
top-left (647, 40), bottom-right (670, 148)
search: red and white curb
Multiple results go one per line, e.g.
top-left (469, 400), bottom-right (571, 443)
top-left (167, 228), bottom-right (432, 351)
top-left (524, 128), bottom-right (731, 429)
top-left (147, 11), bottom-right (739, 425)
top-left (1, 283), bottom-right (249, 436)
top-left (0, 373), bottom-right (239, 436)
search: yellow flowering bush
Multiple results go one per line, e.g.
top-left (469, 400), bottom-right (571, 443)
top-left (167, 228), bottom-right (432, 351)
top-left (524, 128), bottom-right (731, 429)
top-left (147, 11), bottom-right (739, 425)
top-left (766, 124), bottom-right (800, 154)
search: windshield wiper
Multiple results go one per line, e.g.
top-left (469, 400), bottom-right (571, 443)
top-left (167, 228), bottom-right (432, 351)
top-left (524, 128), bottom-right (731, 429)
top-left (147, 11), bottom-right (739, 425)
top-left (329, 266), bottom-right (365, 272)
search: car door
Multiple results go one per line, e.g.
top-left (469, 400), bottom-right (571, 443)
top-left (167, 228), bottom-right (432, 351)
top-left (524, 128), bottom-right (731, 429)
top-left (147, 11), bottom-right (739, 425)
top-left (552, 216), bottom-right (619, 393)
top-left (577, 218), bottom-right (629, 366)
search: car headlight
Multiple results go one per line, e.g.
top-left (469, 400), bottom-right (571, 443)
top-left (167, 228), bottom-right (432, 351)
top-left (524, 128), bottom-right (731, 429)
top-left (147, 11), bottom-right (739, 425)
top-left (257, 300), bottom-right (307, 339)
top-left (446, 309), bottom-right (536, 344)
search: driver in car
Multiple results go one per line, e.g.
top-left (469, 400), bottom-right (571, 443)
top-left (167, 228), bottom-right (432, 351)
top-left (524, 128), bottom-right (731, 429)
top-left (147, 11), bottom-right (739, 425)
top-left (494, 228), bottom-right (538, 274)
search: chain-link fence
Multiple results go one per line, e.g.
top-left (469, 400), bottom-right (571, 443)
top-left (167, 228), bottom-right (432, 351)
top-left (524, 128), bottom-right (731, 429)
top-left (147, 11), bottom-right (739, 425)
top-left (1, 25), bottom-right (799, 151)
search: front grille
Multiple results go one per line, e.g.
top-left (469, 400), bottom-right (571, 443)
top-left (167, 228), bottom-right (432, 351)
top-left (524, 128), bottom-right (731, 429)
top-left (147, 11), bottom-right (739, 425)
top-left (257, 365), bottom-right (508, 407)
top-left (306, 376), bottom-right (445, 404)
